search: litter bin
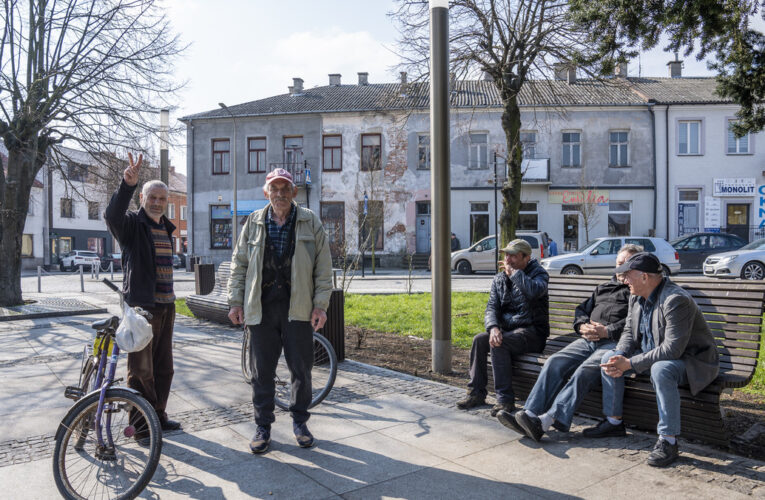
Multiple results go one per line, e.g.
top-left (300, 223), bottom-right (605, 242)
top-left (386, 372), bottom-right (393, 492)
top-left (194, 263), bottom-right (215, 295)
top-left (318, 289), bottom-right (344, 361)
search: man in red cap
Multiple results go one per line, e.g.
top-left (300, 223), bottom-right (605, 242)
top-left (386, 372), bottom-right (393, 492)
top-left (228, 168), bottom-right (333, 454)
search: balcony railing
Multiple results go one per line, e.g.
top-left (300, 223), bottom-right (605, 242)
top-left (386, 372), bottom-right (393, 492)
top-left (494, 158), bottom-right (551, 184)
top-left (268, 161), bottom-right (309, 187)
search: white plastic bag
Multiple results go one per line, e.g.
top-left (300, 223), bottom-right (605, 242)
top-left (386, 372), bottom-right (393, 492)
top-left (115, 304), bottom-right (153, 353)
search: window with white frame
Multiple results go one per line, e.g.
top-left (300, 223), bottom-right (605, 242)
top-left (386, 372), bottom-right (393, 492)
top-left (469, 202), bottom-right (490, 244)
top-left (520, 131), bottom-right (537, 159)
top-left (562, 132), bottom-right (581, 167)
top-left (608, 201), bottom-right (631, 236)
top-left (727, 120), bottom-right (750, 154)
top-left (469, 133), bottom-right (488, 169)
top-left (609, 131), bottom-right (629, 166)
top-left (417, 134), bottom-right (430, 169)
top-left (180, 205), bottom-right (187, 221)
top-left (678, 120), bottom-right (701, 155)
top-left (168, 203), bottom-right (175, 219)
top-left (518, 202), bottom-right (538, 230)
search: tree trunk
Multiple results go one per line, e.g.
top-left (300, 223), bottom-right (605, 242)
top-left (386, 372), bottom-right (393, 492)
top-left (499, 92), bottom-right (523, 249)
top-left (0, 143), bottom-right (43, 306)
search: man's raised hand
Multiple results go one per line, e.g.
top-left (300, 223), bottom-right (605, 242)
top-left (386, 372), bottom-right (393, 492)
top-left (124, 152), bottom-right (143, 186)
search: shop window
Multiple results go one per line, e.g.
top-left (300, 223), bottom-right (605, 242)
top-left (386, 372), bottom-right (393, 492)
top-left (22, 234), bottom-right (33, 257)
top-left (210, 204), bottom-right (232, 249)
top-left (608, 201), bottom-right (631, 236)
top-left (518, 202), bottom-right (538, 230)
top-left (470, 202), bottom-right (489, 244)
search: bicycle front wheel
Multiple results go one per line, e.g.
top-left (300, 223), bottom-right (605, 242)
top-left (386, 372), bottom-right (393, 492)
top-left (274, 332), bottom-right (338, 410)
top-left (53, 388), bottom-right (162, 500)
top-left (241, 327), bottom-right (253, 383)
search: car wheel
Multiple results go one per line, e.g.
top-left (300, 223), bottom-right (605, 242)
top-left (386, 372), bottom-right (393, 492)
top-left (741, 261), bottom-right (765, 280)
top-left (561, 265), bottom-right (582, 275)
top-left (661, 265), bottom-right (671, 277)
top-left (456, 260), bottom-right (473, 275)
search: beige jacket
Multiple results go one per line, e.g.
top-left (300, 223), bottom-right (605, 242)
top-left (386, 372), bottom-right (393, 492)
top-left (227, 203), bottom-right (333, 325)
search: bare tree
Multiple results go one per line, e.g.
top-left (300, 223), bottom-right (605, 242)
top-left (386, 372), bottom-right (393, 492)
top-left (390, 0), bottom-right (599, 248)
top-left (0, 0), bottom-right (184, 305)
top-left (576, 167), bottom-right (601, 242)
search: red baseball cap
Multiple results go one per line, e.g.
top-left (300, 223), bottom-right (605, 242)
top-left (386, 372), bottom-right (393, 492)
top-left (265, 168), bottom-right (294, 187)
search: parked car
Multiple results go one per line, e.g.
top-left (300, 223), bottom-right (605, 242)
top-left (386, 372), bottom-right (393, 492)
top-left (100, 253), bottom-right (122, 271)
top-left (540, 236), bottom-right (680, 275)
top-left (703, 237), bottom-right (765, 280)
top-left (450, 231), bottom-right (549, 274)
top-left (670, 232), bottom-right (746, 271)
top-left (172, 253), bottom-right (187, 269)
top-left (59, 250), bottom-right (101, 271)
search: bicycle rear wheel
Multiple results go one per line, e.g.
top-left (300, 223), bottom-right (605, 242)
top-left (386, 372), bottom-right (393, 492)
top-left (274, 332), bottom-right (337, 410)
top-left (53, 388), bottom-right (162, 500)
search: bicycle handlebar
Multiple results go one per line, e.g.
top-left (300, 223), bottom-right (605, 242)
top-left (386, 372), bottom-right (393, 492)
top-left (102, 278), bottom-right (120, 293)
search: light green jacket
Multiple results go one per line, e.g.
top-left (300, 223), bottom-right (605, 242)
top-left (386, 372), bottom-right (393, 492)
top-left (227, 203), bottom-right (333, 325)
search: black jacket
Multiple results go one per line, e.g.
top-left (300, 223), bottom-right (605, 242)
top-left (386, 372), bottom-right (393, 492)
top-left (484, 259), bottom-right (549, 338)
top-left (573, 277), bottom-right (630, 341)
top-left (104, 180), bottom-right (175, 308)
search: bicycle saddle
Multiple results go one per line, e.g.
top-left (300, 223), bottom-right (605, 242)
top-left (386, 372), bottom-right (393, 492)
top-left (91, 316), bottom-right (120, 330)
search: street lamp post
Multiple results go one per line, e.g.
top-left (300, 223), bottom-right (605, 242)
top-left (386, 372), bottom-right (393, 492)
top-left (361, 191), bottom-right (368, 278)
top-left (218, 103), bottom-right (238, 246)
top-left (160, 109), bottom-right (170, 186)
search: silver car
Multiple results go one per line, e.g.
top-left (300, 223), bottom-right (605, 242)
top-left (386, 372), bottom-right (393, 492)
top-left (703, 238), bottom-right (765, 280)
top-left (540, 236), bottom-right (680, 275)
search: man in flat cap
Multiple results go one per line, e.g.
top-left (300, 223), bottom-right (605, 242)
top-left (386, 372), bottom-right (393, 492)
top-left (228, 168), bottom-right (333, 454)
top-left (457, 238), bottom-right (549, 415)
top-left (587, 252), bottom-right (719, 467)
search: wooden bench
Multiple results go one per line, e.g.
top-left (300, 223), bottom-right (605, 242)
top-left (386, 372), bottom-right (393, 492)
top-left (506, 275), bottom-right (765, 446)
top-left (185, 261), bottom-right (346, 360)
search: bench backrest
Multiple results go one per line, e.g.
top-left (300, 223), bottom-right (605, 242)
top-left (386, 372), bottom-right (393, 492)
top-left (548, 275), bottom-right (765, 387)
top-left (213, 261), bottom-right (231, 295)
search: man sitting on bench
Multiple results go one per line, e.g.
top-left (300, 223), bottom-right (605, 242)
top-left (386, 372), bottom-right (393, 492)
top-left (456, 239), bottom-right (549, 415)
top-left (586, 252), bottom-right (719, 467)
top-left (500, 244), bottom-right (641, 440)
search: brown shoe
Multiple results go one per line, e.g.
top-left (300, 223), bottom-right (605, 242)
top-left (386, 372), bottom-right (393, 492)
top-left (490, 402), bottom-right (515, 417)
top-left (456, 393), bottom-right (486, 409)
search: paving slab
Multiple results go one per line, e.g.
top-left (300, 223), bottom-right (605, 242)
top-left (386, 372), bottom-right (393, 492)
top-left (322, 393), bottom-right (451, 431)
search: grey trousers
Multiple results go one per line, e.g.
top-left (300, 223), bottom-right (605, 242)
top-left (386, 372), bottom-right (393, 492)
top-left (248, 300), bottom-right (314, 427)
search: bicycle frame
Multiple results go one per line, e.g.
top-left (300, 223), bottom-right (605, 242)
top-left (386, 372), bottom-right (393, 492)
top-left (93, 333), bottom-right (121, 450)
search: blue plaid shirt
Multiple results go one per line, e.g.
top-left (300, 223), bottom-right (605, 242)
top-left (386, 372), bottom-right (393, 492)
top-left (637, 278), bottom-right (666, 353)
top-left (265, 204), bottom-right (296, 257)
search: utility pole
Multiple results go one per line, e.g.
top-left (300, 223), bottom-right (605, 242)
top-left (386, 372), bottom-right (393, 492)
top-left (160, 109), bottom-right (170, 186)
top-left (430, 0), bottom-right (451, 374)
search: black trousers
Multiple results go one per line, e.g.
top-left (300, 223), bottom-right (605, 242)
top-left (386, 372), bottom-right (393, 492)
top-left (249, 300), bottom-right (314, 427)
top-left (127, 302), bottom-right (175, 423)
top-left (467, 327), bottom-right (545, 404)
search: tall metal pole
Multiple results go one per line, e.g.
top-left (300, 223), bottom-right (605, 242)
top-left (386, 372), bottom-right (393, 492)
top-left (430, 0), bottom-right (451, 374)
top-left (160, 109), bottom-right (170, 186)
top-left (219, 103), bottom-right (239, 246)
top-left (494, 151), bottom-right (499, 271)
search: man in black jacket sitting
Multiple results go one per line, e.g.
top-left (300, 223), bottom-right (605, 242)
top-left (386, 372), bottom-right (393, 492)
top-left (498, 244), bottom-right (641, 441)
top-left (457, 239), bottom-right (549, 415)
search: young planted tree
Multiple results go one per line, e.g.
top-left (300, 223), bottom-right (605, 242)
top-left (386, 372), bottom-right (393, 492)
top-left (0, 0), bottom-right (184, 305)
top-left (391, 0), bottom-right (599, 248)
top-left (569, 0), bottom-right (765, 135)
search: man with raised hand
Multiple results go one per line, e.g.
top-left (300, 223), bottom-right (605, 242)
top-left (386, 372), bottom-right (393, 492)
top-left (228, 168), bottom-right (333, 454)
top-left (499, 244), bottom-right (640, 441)
top-left (104, 153), bottom-right (181, 440)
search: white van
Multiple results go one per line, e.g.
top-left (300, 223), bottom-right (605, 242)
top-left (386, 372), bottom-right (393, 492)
top-left (450, 232), bottom-right (549, 274)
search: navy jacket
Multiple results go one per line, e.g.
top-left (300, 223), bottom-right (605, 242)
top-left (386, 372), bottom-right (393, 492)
top-left (484, 259), bottom-right (549, 338)
top-left (573, 277), bottom-right (630, 341)
top-left (104, 180), bottom-right (175, 308)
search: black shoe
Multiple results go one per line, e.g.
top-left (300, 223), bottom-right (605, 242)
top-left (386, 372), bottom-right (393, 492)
top-left (582, 419), bottom-right (626, 438)
top-left (456, 393), bottom-right (486, 409)
top-left (496, 409), bottom-right (525, 436)
top-left (514, 410), bottom-right (544, 442)
top-left (293, 422), bottom-right (315, 448)
top-left (249, 425), bottom-right (271, 454)
top-left (647, 437), bottom-right (679, 467)
top-left (134, 432), bottom-right (151, 447)
top-left (160, 419), bottom-right (182, 431)
top-left (490, 402), bottom-right (515, 417)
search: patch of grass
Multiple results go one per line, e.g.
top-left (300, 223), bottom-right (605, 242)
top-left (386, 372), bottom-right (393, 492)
top-left (175, 298), bottom-right (194, 318)
top-left (345, 292), bottom-right (488, 349)
top-left (737, 313), bottom-right (765, 398)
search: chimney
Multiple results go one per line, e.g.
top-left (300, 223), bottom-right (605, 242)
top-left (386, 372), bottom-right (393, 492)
top-left (667, 54), bottom-right (683, 78)
top-left (553, 63), bottom-right (568, 81)
top-left (358, 72), bottom-right (369, 85)
top-left (292, 77), bottom-right (304, 94)
top-left (615, 61), bottom-right (628, 78)
top-left (329, 73), bottom-right (341, 86)
top-left (399, 71), bottom-right (408, 95)
top-left (566, 67), bottom-right (576, 84)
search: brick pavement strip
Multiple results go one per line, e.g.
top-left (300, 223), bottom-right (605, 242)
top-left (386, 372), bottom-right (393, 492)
top-left (2, 317), bottom-right (763, 495)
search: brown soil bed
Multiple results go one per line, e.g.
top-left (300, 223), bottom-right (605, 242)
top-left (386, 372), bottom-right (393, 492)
top-left (345, 326), bottom-right (765, 460)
